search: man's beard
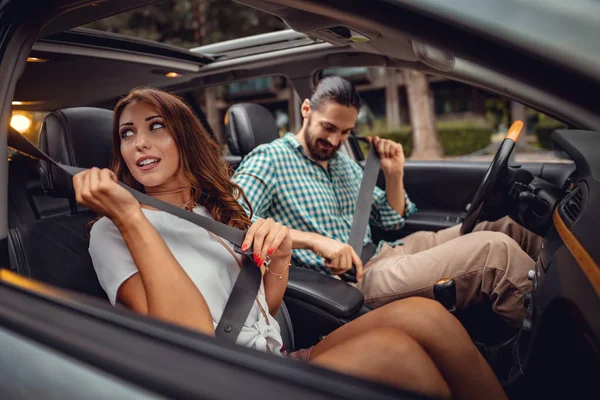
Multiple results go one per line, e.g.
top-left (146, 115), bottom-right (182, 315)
top-left (304, 118), bottom-right (341, 161)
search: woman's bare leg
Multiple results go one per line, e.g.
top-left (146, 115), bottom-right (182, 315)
top-left (311, 297), bottom-right (506, 399)
top-left (311, 327), bottom-right (451, 399)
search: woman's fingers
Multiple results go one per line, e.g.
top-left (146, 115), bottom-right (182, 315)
top-left (74, 168), bottom-right (111, 209)
top-left (108, 169), bottom-right (118, 182)
top-left (252, 218), bottom-right (274, 266)
top-left (260, 222), bottom-right (288, 260)
top-left (89, 167), bottom-right (101, 194)
top-left (253, 221), bottom-right (270, 263)
top-left (252, 220), bottom-right (271, 266)
top-left (80, 170), bottom-right (92, 204)
top-left (242, 218), bottom-right (262, 254)
top-left (243, 218), bottom-right (290, 266)
top-left (100, 168), bottom-right (116, 192)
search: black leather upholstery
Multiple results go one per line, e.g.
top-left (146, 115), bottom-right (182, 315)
top-left (8, 212), bottom-right (107, 299)
top-left (9, 108), bottom-right (114, 299)
top-left (284, 268), bottom-right (367, 350)
top-left (225, 103), bottom-right (280, 157)
top-left (8, 153), bottom-right (71, 228)
top-left (8, 154), bottom-right (40, 228)
top-left (39, 107), bottom-right (113, 199)
top-left (286, 267), bottom-right (364, 319)
top-left (274, 302), bottom-right (295, 352)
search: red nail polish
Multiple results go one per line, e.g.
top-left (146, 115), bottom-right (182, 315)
top-left (241, 244), bottom-right (248, 252)
top-left (268, 248), bottom-right (274, 255)
top-left (253, 254), bottom-right (258, 263)
top-left (258, 258), bottom-right (264, 266)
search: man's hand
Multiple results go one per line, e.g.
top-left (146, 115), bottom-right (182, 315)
top-left (310, 236), bottom-right (364, 280)
top-left (367, 136), bottom-right (405, 177)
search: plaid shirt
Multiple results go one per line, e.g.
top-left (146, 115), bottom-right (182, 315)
top-left (232, 133), bottom-right (417, 275)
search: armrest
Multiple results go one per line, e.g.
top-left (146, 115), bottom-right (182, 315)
top-left (285, 267), bottom-right (364, 319)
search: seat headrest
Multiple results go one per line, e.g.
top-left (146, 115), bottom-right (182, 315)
top-left (39, 107), bottom-right (114, 198)
top-left (225, 103), bottom-right (280, 157)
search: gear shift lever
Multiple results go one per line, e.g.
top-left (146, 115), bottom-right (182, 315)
top-left (434, 278), bottom-right (457, 312)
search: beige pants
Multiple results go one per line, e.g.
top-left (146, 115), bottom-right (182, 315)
top-left (357, 217), bottom-right (542, 327)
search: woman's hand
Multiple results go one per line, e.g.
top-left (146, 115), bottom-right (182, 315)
top-left (73, 167), bottom-right (141, 226)
top-left (241, 218), bottom-right (292, 267)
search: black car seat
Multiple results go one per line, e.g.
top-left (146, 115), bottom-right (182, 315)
top-left (8, 152), bottom-right (70, 229)
top-left (225, 103), bottom-right (280, 158)
top-left (7, 108), bottom-right (114, 299)
top-left (7, 107), bottom-right (295, 352)
top-left (8, 153), bottom-right (40, 227)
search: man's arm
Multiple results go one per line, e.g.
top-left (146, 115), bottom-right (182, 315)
top-left (290, 229), bottom-right (364, 280)
top-left (367, 136), bottom-right (417, 230)
top-left (383, 172), bottom-right (406, 217)
top-left (231, 147), bottom-right (276, 221)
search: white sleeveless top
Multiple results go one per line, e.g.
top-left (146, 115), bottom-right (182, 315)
top-left (89, 205), bottom-right (284, 354)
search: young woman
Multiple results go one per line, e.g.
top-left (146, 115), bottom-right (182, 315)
top-left (74, 88), bottom-right (506, 399)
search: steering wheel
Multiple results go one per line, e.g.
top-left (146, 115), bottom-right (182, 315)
top-left (460, 121), bottom-right (524, 235)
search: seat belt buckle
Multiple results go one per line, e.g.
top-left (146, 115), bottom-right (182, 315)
top-left (233, 244), bottom-right (253, 257)
top-left (341, 270), bottom-right (358, 283)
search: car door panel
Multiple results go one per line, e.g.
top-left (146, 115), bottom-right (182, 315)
top-left (0, 277), bottom-right (421, 400)
top-left (372, 161), bottom-right (574, 240)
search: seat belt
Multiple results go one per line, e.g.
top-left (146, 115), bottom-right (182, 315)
top-left (7, 127), bottom-right (259, 343)
top-left (342, 145), bottom-right (380, 283)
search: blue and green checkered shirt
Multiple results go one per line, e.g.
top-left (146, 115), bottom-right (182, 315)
top-left (232, 133), bottom-right (417, 275)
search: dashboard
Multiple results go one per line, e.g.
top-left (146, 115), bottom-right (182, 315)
top-left (516, 129), bottom-right (600, 395)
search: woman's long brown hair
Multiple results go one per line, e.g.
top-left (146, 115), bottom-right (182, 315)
top-left (92, 87), bottom-right (252, 231)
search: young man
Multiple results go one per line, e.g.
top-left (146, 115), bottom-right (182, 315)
top-left (232, 76), bottom-right (540, 327)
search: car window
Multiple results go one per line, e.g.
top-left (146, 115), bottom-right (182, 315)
top-left (195, 75), bottom-right (293, 154)
top-left (320, 67), bottom-right (571, 164)
top-left (0, 326), bottom-right (160, 399)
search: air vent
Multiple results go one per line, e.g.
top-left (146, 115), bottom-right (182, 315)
top-left (561, 186), bottom-right (584, 224)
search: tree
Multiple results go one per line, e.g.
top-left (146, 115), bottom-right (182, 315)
top-left (403, 70), bottom-right (443, 159)
top-left (84, 0), bottom-right (287, 48)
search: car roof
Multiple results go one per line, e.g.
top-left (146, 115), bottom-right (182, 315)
top-left (12, 0), bottom-right (600, 130)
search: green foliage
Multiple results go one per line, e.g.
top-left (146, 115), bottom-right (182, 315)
top-left (534, 117), bottom-right (566, 150)
top-left (358, 120), bottom-right (492, 157)
top-left (484, 98), bottom-right (509, 131)
top-left (437, 120), bottom-right (492, 156)
top-left (84, 0), bottom-right (287, 48)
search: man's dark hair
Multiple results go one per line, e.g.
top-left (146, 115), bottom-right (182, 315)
top-left (309, 76), bottom-right (361, 111)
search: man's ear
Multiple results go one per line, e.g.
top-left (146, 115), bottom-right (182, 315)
top-left (301, 99), bottom-right (311, 119)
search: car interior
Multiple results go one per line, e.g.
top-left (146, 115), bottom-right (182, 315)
top-left (2, 0), bottom-right (600, 399)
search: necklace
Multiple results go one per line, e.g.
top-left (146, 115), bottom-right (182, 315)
top-left (180, 197), bottom-right (197, 210)
top-left (145, 185), bottom-right (196, 210)
top-left (146, 186), bottom-right (189, 195)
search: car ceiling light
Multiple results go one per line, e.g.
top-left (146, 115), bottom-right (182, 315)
top-left (12, 100), bottom-right (44, 106)
top-left (27, 57), bottom-right (48, 63)
top-left (10, 114), bottom-right (32, 133)
top-left (165, 72), bottom-right (182, 78)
